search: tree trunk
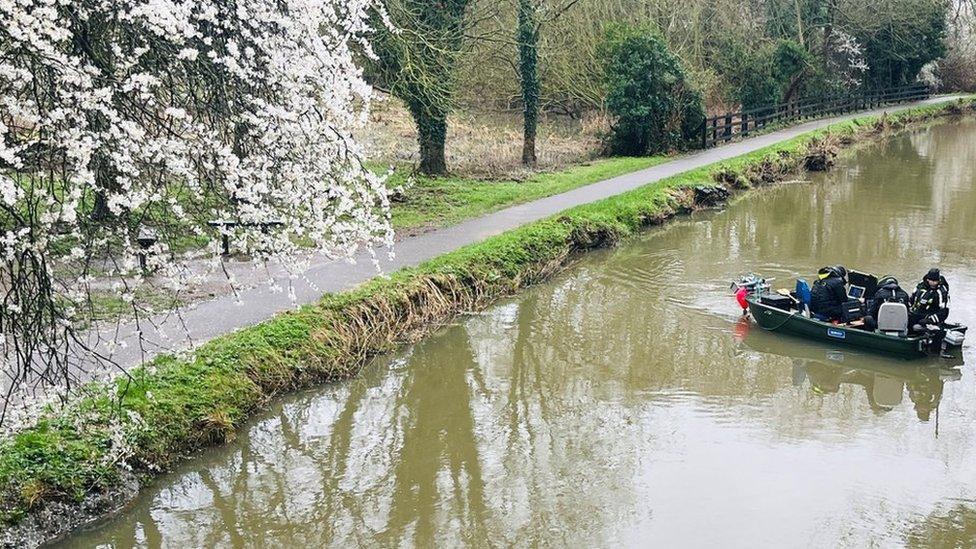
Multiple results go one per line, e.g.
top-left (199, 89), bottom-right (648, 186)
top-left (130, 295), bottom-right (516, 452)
top-left (793, 0), bottom-right (805, 47)
top-left (782, 72), bottom-right (806, 104)
top-left (821, 0), bottom-right (838, 68)
top-left (414, 107), bottom-right (448, 176)
top-left (92, 191), bottom-right (112, 221)
top-left (517, 0), bottom-right (539, 167)
top-left (90, 150), bottom-right (118, 222)
top-left (521, 118), bottom-right (537, 167)
top-left (75, 18), bottom-right (119, 222)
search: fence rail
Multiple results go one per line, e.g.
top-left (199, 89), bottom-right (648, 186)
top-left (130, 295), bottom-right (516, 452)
top-left (699, 84), bottom-right (931, 149)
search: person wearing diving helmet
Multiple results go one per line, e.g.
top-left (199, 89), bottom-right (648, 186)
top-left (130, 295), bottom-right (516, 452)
top-left (909, 268), bottom-right (950, 329)
top-left (810, 265), bottom-right (849, 321)
top-left (862, 275), bottom-right (911, 331)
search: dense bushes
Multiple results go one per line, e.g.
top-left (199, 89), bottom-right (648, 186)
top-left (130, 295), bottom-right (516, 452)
top-left (854, 0), bottom-right (948, 88)
top-left (935, 21), bottom-right (976, 93)
top-left (599, 25), bottom-right (705, 155)
top-left (719, 39), bottom-right (813, 111)
top-left (456, 0), bottom-right (958, 120)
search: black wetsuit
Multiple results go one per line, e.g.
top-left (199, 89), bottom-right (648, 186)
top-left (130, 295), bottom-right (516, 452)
top-left (868, 282), bottom-right (910, 319)
top-left (863, 281), bottom-right (911, 331)
top-left (909, 280), bottom-right (950, 326)
top-left (810, 276), bottom-right (847, 320)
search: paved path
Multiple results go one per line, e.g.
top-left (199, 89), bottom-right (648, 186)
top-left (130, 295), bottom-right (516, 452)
top-left (95, 96), bottom-right (966, 367)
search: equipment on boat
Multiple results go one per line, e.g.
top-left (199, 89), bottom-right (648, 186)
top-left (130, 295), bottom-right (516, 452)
top-left (760, 293), bottom-right (793, 311)
top-left (731, 273), bottom-right (770, 294)
top-left (847, 270), bottom-right (878, 300)
top-left (795, 279), bottom-right (813, 316)
top-left (940, 324), bottom-right (967, 357)
top-left (841, 299), bottom-right (865, 322)
top-left (731, 271), bottom-right (967, 359)
top-left (731, 274), bottom-right (771, 314)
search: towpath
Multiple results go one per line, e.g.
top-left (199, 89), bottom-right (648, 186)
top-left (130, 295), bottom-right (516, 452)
top-left (94, 95), bottom-right (966, 368)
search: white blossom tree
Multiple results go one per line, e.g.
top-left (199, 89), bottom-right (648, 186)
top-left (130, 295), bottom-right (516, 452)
top-left (0, 0), bottom-right (392, 426)
top-left (823, 30), bottom-right (869, 87)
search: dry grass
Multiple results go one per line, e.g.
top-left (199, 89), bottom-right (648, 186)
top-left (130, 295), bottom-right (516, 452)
top-left (802, 133), bottom-right (841, 171)
top-left (200, 410), bottom-right (236, 443)
top-left (360, 94), bottom-right (610, 178)
top-left (313, 255), bottom-right (570, 370)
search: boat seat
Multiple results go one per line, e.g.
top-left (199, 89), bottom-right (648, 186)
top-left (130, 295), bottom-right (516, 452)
top-left (795, 279), bottom-right (812, 317)
top-left (877, 302), bottom-right (909, 336)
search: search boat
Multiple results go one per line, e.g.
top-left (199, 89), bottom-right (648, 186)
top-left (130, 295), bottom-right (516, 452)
top-left (732, 273), bottom-right (967, 359)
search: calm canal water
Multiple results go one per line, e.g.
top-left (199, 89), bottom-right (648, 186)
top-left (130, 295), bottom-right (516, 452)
top-left (63, 118), bottom-right (976, 548)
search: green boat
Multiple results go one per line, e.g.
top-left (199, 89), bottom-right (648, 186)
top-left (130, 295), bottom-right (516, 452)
top-left (733, 272), bottom-right (966, 359)
top-left (745, 294), bottom-right (931, 358)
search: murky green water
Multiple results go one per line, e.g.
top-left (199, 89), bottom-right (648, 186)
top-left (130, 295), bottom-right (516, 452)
top-left (63, 119), bottom-right (976, 548)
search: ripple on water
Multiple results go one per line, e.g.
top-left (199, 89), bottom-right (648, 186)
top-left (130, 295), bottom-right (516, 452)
top-left (596, 248), bottom-right (681, 292)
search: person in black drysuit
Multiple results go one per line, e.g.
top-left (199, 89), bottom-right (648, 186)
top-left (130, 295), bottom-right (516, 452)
top-left (909, 268), bottom-right (950, 328)
top-left (862, 275), bottom-right (911, 331)
top-left (810, 265), bottom-right (849, 321)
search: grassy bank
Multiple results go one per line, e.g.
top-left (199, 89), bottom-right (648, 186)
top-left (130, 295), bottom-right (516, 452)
top-left (2, 98), bottom-right (974, 545)
top-left (389, 155), bottom-right (669, 232)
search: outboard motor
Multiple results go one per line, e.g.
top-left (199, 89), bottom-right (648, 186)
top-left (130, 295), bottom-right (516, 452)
top-left (943, 326), bottom-right (967, 347)
top-left (731, 274), bottom-right (770, 314)
top-left (731, 274), bottom-right (770, 293)
top-left (937, 324), bottom-right (967, 358)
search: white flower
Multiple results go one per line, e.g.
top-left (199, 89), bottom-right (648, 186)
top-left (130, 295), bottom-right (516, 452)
top-left (0, 0), bottom-right (395, 431)
top-left (164, 106), bottom-right (188, 119)
top-left (177, 48), bottom-right (199, 61)
top-left (0, 175), bottom-right (20, 206)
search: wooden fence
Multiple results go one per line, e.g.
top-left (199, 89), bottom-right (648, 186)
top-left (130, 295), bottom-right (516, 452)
top-left (699, 84), bottom-right (931, 148)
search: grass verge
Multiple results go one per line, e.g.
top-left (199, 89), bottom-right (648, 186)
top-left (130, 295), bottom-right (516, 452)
top-left (1, 98), bottom-right (974, 545)
top-left (388, 155), bottom-right (670, 232)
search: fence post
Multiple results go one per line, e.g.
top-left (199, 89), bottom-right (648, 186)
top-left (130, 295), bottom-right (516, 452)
top-left (723, 113), bottom-right (732, 141)
top-left (741, 112), bottom-right (748, 136)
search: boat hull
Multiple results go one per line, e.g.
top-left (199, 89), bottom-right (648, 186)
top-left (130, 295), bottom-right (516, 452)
top-left (746, 296), bottom-right (929, 358)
